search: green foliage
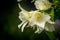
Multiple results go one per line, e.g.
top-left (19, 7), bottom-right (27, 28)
top-left (31, 0), bottom-right (36, 2)
top-left (54, 0), bottom-right (60, 20)
top-left (44, 30), bottom-right (57, 40)
top-left (49, 8), bottom-right (54, 21)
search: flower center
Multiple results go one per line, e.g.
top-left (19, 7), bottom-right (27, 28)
top-left (34, 13), bottom-right (42, 22)
top-left (41, 2), bottom-right (47, 9)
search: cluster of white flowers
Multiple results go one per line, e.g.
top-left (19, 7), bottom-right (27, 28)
top-left (17, 0), bottom-right (55, 33)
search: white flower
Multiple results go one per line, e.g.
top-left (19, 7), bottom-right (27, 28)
top-left (18, 10), bottom-right (54, 33)
top-left (18, 3), bottom-right (55, 33)
top-left (45, 20), bottom-right (55, 32)
top-left (34, 0), bottom-right (52, 10)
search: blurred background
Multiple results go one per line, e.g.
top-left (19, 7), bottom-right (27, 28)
top-left (0, 0), bottom-right (60, 40)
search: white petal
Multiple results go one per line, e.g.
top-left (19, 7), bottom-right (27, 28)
top-left (35, 28), bottom-right (39, 33)
top-left (48, 20), bottom-right (55, 24)
top-left (42, 14), bottom-right (50, 21)
top-left (36, 22), bottom-right (45, 29)
top-left (18, 21), bottom-right (26, 29)
top-left (45, 22), bottom-right (55, 32)
top-left (19, 11), bottom-right (26, 21)
top-left (21, 22), bottom-right (28, 32)
top-left (18, 3), bottom-right (27, 12)
top-left (38, 29), bottom-right (44, 34)
top-left (19, 10), bottom-right (29, 21)
top-left (35, 26), bottom-right (44, 33)
top-left (29, 19), bottom-right (35, 26)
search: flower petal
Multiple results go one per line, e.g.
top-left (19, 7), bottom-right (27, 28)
top-left (48, 20), bottom-right (55, 24)
top-left (35, 26), bottom-right (44, 33)
top-left (45, 22), bottom-right (55, 32)
top-left (18, 3), bottom-right (27, 12)
top-left (35, 27), bottom-right (40, 33)
top-left (18, 21), bottom-right (26, 29)
top-left (21, 22), bottom-right (28, 32)
top-left (36, 22), bottom-right (45, 29)
top-left (42, 14), bottom-right (50, 21)
top-left (19, 11), bottom-right (28, 21)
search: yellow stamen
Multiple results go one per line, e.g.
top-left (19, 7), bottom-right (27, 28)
top-left (41, 2), bottom-right (47, 9)
top-left (34, 13), bottom-right (42, 22)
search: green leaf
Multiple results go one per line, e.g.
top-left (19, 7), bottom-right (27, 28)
top-left (44, 31), bottom-right (57, 40)
top-left (49, 8), bottom-right (54, 21)
top-left (31, 0), bottom-right (36, 2)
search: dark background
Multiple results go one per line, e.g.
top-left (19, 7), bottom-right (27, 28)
top-left (0, 0), bottom-right (60, 40)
